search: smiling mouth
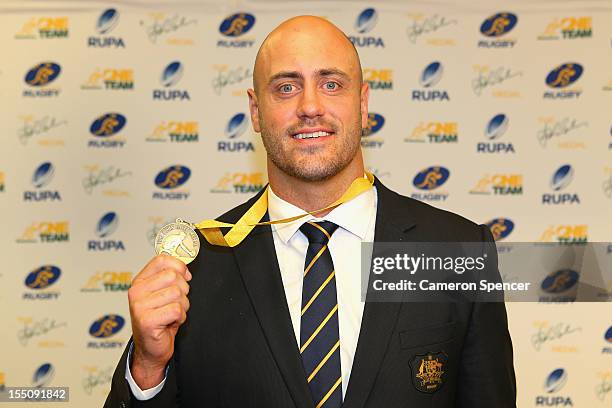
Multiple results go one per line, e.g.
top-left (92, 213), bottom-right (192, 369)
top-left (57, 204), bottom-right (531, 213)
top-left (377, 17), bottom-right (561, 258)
top-left (292, 130), bottom-right (334, 140)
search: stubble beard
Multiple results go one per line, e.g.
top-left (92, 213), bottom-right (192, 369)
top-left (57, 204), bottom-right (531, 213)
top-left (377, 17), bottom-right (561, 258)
top-left (259, 115), bottom-right (362, 182)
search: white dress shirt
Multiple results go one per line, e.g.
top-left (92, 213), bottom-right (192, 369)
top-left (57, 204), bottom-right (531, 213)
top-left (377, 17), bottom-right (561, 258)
top-left (126, 184), bottom-right (378, 400)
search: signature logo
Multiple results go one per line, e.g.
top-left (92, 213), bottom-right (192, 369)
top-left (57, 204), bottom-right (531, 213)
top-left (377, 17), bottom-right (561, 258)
top-left (82, 367), bottom-right (113, 395)
top-left (537, 117), bottom-right (587, 147)
top-left (140, 13), bottom-right (197, 44)
top-left (472, 65), bottom-right (522, 96)
top-left (596, 373), bottom-right (612, 401)
top-left (82, 165), bottom-right (132, 195)
top-left (18, 115), bottom-right (66, 145)
top-left (18, 317), bottom-right (67, 346)
top-left (212, 65), bottom-right (252, 95)
top-left (531, 321), bottom-right (581, 351)
top-left (407, 14), bottom-right (456, 44)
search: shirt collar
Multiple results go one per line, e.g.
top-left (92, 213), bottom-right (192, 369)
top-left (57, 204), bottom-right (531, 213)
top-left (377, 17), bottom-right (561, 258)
top-left (267, 180), bottom-right (376, 245)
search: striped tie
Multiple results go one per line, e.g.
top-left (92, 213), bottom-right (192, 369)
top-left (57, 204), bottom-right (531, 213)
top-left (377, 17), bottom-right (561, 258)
top-left (299, 221), bottom-right (342, 408)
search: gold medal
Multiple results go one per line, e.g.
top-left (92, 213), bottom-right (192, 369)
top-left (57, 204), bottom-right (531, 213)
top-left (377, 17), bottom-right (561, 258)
top-left (154, 219), bottom-right (200, 264)
top-left (154, 172), bottom-right (375, 265)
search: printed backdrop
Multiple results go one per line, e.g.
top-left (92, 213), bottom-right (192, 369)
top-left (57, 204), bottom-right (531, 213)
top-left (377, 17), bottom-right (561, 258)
top-left (0, 0), bottom-right (611, 406)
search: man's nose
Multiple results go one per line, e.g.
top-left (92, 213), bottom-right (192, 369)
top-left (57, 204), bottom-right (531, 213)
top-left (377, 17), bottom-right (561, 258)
top-left (296, 84), bottom-right (324, 119)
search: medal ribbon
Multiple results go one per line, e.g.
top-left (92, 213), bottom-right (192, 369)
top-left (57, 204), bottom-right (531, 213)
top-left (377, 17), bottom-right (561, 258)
top-left (194, 171), bottom-right (374, 248)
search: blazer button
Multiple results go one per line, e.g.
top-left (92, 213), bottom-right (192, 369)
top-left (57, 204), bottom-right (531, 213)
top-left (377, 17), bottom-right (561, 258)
top-left (120, 401), bottom-right (126, 408)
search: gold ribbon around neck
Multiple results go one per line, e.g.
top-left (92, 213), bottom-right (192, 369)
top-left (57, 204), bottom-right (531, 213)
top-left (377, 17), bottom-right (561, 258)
top-left (194, 171), bottom-right (375, 248)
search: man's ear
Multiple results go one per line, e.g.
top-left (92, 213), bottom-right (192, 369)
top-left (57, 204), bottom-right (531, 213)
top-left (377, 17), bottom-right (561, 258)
top-left (247, 88), bottom-right (261, 133)
top-left (360, 81), bottom-right (370, 130)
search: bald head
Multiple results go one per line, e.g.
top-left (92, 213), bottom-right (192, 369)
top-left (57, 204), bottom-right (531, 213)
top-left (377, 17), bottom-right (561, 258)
top-left (252, 16), bottom-right (362, 94)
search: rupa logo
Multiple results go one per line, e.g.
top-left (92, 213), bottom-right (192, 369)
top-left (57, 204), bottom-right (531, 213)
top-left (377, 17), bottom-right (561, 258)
top-left (363, 68), bottom-right (393, 90)
top-left (153, 165), bottom-right (191, 200)
top-left (536, 368), bottom-right (573, 406)
top-left (411, 166), bottom-right (450, 202)
top-left (32, 363), bottom-right (54, 387)
top-left (217, 12), bottom-right (256, 48)
top-left (16, 16), bottom-right (69, 39)
top-left (218, 113), bottom-right (254, 152)
top-left (87, 212), bottom-right (125, 251)
top-left (539, 225), bottom-right (588, 244)
top-left (211, 172), bottom-right (265, 194)
top-left (23, 62), bottom-right (61, 98)
top-left (81, 68), bottom-right (134, 90)
top-left (88, 113), bottom-right (127, 148)
top-left (23, 265), bottom-right (61, 300)
top-left (153, 61), bottom-right (190, 101)
top-left (82, 271), bottom-right (132, 292)
top-left (361, 113), bottom-right (385, 149)
top-left (478, 12), bottom-right (517, 48)
top-left (147, 121), bottom-right (199, 143)
top-left (17, 221), bottom-right (69, 243)
top-left (477, 114), bottom-right (515, 153)
top-left (405, 121), bottom-right (457, 143)
top-left (544, 63), bottom-right (583, 100)
top-left (412, 62), bottom-right (450, 101)
top-left (349, 8), bottom-right (385, 48)
top-left (88, 9), bottom-right (125, 48)
top-left (485, 218), bottom-right (515, 241)
top-left (87, 314), bottom-right (125, 349)
top-left (542, 164), bottom-right (580, 205)
top-left (470, 174), bottom-right (523, 196)
top-left (539, 16), bottom-right (592, 40)
top-left (23, 161), bottom-right (61, 202)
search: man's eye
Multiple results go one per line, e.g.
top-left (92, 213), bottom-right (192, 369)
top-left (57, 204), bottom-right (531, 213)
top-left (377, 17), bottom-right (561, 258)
top-left (325, 81), bottom-right (339, 90)
top-left (280, 84), bottom-right (293, 93)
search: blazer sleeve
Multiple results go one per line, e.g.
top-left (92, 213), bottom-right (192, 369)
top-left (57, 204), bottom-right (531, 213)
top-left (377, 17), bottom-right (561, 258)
top-left (104, 339), bottom-right (179, 408)
top-left (455, 225), bottom-right (517, 407)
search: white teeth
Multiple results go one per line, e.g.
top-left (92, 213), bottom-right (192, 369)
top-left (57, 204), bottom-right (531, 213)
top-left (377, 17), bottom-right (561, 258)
top-left (293, 131), bottom-right (332, 139)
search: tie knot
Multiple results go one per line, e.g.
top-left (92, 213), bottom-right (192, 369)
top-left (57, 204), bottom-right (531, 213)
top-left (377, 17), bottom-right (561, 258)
top-left (299, 221), bottom-right (339, 245)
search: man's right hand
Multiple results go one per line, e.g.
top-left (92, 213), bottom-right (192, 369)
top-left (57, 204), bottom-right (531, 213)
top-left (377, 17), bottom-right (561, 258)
top-left (127, 254), bottom-right (192, 389)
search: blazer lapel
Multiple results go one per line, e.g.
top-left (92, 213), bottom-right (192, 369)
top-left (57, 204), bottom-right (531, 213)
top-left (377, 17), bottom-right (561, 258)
top-left (343, 178), bottom-right (418, 408)
top-left (231, 199), bottom-right (314, 408)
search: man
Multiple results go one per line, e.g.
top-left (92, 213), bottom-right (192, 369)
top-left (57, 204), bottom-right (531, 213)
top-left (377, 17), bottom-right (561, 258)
top-left (105, 16), bottom-right (515, 408)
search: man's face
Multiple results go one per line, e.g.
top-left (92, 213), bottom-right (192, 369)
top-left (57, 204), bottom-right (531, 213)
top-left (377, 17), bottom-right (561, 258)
top-left (248, 27), bottom-right (369, 182)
